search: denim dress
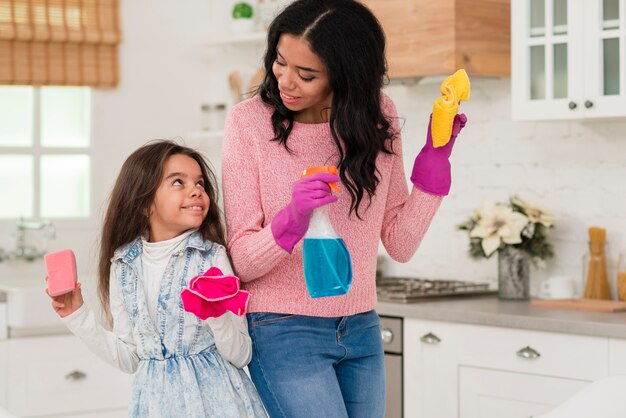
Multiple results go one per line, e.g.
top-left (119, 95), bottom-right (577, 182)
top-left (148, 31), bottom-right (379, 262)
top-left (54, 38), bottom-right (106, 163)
top-left (113, 233), bottom-right (267, 418)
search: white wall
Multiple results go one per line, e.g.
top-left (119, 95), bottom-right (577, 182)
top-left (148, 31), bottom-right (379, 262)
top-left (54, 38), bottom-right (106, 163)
top-left (384, 79), bottom-right (626, 295)
top-left (2, 1), bottom-right (625, 298)
top-left (0, 0), bottom-right (244, 283)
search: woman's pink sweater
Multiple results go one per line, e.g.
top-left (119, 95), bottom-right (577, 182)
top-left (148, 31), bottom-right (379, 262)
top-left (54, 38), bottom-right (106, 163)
top-left (222, 94), bottom-right (442, 317)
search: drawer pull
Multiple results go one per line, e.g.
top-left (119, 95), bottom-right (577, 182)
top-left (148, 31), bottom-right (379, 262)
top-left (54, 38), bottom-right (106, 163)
top-left (420, 332), bottom-right (441, 345)
top-left (516, 346), bottom-right (541, 359)
top-left (65, 370), bottom-right (87, 381)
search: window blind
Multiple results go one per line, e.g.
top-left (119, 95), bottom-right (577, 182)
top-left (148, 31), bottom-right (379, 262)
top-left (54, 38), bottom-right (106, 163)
top-left (0, 0), bottom-right (121, 86)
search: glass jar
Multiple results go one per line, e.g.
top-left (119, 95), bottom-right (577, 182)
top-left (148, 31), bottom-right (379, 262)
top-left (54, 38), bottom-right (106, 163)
top-left (200, 103), bottom-right (226, 132)
top-left (582, 233), bottom-right (611, 300)
top-left (618, 250), bottom-right (626, 301)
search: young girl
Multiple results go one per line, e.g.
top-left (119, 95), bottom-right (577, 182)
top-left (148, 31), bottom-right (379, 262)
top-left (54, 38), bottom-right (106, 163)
top-left (221, 1), bottom-right (467, 417)
top-left (49, 140), bottom-right (267, 418)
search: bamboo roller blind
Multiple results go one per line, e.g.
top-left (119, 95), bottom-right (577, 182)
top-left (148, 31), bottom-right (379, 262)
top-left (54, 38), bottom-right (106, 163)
top-left (0, 0), bottom-right (121, 86)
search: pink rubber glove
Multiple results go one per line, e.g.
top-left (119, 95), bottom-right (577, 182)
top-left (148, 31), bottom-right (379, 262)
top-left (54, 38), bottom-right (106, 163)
top-left (271, 172), bottom-right (339, 253)
top-left (411, 113), bottom-right (467, 196)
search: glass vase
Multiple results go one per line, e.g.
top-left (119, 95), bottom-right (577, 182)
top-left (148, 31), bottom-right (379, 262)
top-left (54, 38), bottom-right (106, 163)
top-left (498, 246), bottom-right (530, 300)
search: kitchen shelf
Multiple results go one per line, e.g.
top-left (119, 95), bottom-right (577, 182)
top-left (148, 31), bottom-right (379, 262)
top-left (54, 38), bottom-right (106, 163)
top-left (205, 31), bottom-right (266, 47)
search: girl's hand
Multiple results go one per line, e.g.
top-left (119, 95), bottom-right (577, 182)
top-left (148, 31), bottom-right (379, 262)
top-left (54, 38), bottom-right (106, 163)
top-left (47, 281), bottom-right (84, 318)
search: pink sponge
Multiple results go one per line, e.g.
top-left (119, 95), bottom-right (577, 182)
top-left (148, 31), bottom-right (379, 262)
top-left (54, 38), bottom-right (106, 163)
top-left (44, 249), bottom-right (77, 296)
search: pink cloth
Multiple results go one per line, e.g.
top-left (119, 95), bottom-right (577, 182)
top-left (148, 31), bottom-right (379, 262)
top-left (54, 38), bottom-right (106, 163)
top-left (222, 93), bottom-right (443, 317)
top-left (181, 267), bottom-right (251, 319)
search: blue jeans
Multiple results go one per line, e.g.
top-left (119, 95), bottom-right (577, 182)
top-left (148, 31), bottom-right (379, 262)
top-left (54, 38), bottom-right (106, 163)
top-left (246, 310), bottom-right (385, 418)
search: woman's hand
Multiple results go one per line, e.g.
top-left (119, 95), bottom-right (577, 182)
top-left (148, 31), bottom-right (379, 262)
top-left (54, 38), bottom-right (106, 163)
top-left (410, 113), bottom-right (467, 196)
top-left (271, 172), bottom-right (339, 253)
top-left (47, 281), bottom-right (84, 318)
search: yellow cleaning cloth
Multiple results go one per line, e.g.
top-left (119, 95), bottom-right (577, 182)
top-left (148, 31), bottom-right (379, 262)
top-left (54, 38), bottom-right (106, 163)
top-left (431, 69), bottom-right (471, 148)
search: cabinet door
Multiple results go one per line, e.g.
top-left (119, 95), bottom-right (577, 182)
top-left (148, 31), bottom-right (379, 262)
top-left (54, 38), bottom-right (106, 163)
top-left (512, 0), bottom-right (585, 120)
top-left (609, 338), bottom-right (626, 374)
top-left (404, 319), bottom-right (458, 418)
top-left (0, 341), bottom-right (6, 408)
top-left (6, 335), bottom-right (131, 417)
top-left (459, 366), bottom-right (589, 418)
top-left (582, 0), bottom-right (626, 117)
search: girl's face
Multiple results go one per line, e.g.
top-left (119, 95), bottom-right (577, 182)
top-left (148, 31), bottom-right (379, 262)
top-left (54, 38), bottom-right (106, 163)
top-left (272, 34), bottom-right (333, 124)
top-left (148, 154), bottom-right (210, 242)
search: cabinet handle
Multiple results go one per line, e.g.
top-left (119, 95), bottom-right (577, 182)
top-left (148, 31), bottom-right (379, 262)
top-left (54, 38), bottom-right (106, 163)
top-left (65, 370), bottom-right (87, 381)
top-left (420, 332), bottom-right (441, 345)
top-left (585, 100), bottom-right (594, 108)
top-left (568, 101), bottom-right (577, 110)
top-left (516, 346), bottom-right (541, 359)
top-left (381, 328), bottom-right (394, 344)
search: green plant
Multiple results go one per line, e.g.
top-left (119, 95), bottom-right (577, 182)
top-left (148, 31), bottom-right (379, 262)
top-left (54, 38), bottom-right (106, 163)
top-left (232, 2), bottom-right (254, 19)
top-left (457, 195), bottom-right (555, 261)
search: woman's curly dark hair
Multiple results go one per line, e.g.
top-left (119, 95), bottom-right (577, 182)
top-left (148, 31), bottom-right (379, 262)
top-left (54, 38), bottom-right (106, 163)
top-left (259, 0), bottom-right (397, 218)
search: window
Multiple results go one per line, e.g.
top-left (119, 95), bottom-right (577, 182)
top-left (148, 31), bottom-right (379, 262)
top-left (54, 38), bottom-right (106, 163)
top-left (0, 86), bottom-right (91, 220)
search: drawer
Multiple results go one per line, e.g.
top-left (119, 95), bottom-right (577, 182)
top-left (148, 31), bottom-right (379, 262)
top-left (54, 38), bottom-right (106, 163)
top-left (457, 324), bottom-right (608, 381)
top-left (6, 335), bottom-right (131, 417)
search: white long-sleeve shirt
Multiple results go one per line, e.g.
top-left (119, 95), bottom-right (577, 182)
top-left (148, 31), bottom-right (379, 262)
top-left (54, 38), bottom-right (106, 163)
top-left (61, 236), bottom-right (251, 373)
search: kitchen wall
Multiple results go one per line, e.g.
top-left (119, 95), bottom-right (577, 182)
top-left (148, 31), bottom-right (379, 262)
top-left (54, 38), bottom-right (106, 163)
top-left (384, 79), bottom-right (626, 295)
top-left (0, 0), bottom-right (225, 283)
top-left (1, 0), bottom-right (625, 298)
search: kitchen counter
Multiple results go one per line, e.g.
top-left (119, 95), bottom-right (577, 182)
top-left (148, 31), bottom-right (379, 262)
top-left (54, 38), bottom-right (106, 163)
top-left (377, 295), bottom-right (626, 339)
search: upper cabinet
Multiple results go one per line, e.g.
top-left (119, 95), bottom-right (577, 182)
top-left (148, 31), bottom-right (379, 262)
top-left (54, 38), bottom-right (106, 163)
top-left (362, 0), bottom-right (511, 79)
top-left (512, 0), bottom-right (626, 120)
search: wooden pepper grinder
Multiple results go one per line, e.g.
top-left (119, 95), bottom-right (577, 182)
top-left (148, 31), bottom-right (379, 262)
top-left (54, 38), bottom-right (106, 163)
top-left (583, 226), bottom-right (611, 300)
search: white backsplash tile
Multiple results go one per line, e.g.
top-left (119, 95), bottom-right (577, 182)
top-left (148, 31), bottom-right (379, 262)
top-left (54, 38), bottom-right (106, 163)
top-left (382, 78), bottom-right (626, 294)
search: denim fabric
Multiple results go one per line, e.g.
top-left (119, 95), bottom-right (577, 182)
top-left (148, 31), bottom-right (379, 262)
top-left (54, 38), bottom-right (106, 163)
top-left (246, 310), bottom-right (385, 418)
top-left (113, 232), bottom-right (267, 418)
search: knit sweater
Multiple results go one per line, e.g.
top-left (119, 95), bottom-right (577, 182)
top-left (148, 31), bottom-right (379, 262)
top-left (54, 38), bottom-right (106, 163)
top-left (221, 93), bottom-right (443, 317)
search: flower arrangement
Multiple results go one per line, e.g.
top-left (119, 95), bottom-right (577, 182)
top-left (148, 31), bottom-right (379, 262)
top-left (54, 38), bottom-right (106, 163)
top-left (458, 195), bottom-right (555, 262)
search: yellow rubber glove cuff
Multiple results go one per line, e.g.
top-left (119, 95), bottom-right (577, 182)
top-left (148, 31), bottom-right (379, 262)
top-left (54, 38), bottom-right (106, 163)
top-left (431, 69), bottom-right (471, 148)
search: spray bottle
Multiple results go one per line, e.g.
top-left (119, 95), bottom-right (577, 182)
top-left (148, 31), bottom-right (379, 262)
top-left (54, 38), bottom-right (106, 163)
top-left (301, 166), bottom-right (353, 298)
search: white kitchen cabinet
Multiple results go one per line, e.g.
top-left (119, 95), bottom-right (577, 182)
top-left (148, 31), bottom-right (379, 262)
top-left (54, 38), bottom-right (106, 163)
top-left (512, 0), bottom-right (626, 120)
top-left (456, 324), bottom-right (608, 381)
top-left (404, 320), bottom-right (458, 418)
top-left (404, 318), bottom-right (618, 418)
top-left (459, 367), bottom-right (588, 418)
top-left (0, 335), bottom-right (131, 418)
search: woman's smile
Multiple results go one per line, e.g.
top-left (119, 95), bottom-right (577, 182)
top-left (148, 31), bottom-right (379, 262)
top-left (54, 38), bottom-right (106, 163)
top-left (279, 90), bottom-right (301, 104)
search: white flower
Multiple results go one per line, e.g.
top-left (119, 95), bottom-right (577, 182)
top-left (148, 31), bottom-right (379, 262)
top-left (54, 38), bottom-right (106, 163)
top-left (469, 201), bottom-right (530, 257)
top-left (511, 195), bottom-right (555, 228)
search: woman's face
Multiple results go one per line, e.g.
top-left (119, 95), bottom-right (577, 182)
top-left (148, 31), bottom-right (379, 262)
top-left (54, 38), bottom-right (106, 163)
top-left (272, 34), bottom-right (333, 124)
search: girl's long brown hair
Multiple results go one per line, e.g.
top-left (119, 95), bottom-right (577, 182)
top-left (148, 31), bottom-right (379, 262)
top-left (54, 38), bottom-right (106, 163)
top-left (98, 140), bottom-right (225, 324)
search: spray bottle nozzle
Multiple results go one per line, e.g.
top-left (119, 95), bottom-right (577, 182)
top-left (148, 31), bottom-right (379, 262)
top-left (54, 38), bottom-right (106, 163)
top-left (300, 166), bottom-right (339, 193)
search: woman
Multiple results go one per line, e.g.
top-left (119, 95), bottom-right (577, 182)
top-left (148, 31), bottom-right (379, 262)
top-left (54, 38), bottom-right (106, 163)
top-left (222, 1), bottom-right (467, 417)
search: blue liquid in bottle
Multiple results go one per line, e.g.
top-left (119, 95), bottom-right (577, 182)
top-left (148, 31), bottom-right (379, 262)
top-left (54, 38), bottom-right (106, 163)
top-left (302, 238), bottom-right (353, 298)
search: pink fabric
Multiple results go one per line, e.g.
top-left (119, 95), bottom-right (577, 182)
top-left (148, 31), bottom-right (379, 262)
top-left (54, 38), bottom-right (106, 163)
top-left (222, 93), bottom-right (444, 317)
top-left (271, 172), bottom-right (339, 253)
top-left (411, 113), bottom-right (467, 196)
top-left (181, 267), bottom-right (251, 319)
